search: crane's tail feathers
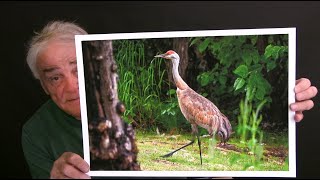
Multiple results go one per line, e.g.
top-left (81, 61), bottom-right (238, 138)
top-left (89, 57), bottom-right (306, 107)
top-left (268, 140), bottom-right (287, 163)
top-left (218, 116), bottom-right (232, 143)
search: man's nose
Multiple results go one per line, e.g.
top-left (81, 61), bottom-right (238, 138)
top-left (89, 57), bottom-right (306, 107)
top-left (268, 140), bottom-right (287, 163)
top-left (65, 74), bottom-right (79, 92)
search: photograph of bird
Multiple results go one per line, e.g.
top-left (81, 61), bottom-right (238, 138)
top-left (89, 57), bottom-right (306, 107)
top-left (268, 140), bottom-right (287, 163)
top-left (154, 50), bottom-right (232, 165)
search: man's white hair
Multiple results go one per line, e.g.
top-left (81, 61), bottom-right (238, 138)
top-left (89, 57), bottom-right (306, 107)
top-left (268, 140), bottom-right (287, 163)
top-left (26, 20), bottom-right (88, 79)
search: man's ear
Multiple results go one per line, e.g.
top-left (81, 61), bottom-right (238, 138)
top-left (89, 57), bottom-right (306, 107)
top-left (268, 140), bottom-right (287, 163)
top-left (39, 79), bottom-right (49, 95)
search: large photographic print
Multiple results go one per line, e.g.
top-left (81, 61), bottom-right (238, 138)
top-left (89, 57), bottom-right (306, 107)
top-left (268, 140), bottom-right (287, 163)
top-left (75, 28), bottom-right (296, 177)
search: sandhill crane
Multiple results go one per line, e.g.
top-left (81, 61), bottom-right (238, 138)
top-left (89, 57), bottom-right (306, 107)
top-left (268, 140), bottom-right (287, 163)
top-left (155, 50), bottom-right (232, 165)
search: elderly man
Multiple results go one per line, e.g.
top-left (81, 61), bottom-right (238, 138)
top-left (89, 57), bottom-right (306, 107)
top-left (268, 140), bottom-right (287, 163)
top-left (22, 21), bottom-right (90, 179)
top-left (22, 20), bottom-right (318, 179)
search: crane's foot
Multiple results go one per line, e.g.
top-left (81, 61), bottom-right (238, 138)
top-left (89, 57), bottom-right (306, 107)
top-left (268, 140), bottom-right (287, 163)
top-left (217, 142), bottom-right (236, 151)
top-left (217, 142), bottom-right (223, 147)
top-left (160, 140), bottom-right (195, 158)
top-left (217, 142), bottom-right (230, 148)
top-left (160, 152), bottom-right (174, 158)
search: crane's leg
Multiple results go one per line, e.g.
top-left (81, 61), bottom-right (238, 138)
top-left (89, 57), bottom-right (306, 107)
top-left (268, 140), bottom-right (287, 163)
top-left (160, 139), bottom-right (195, 158)
top-left (196, 133), bottom-right (202, 165)
top-left (161, 124), bottom-right (203, 165)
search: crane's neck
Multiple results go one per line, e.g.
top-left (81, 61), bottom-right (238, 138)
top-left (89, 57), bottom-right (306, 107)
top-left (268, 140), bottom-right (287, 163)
top-left (171, 58), bottom-right (189, 90)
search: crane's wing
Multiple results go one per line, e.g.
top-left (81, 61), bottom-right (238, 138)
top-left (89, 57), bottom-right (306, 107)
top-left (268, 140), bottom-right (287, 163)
top-left (177, 88), bottom-right (232, 141)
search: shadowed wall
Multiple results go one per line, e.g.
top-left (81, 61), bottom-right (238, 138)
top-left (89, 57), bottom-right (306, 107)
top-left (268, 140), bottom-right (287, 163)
top-left (0, 1), bottom-right (319, 178)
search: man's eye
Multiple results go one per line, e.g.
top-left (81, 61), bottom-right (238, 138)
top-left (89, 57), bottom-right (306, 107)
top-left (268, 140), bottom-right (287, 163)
top-left (50, 76), bottom-right (60, 82)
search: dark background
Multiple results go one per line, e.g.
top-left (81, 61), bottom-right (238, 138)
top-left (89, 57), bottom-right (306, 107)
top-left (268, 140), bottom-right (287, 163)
top-left (1, 1), bottom-right (319, 178)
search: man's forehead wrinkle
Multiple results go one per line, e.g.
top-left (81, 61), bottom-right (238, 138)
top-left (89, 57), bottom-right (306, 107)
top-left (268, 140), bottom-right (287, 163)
top-left (42, 67), bottom-right (60, 73)
top-left (40, 60), bottom-right (76, 75)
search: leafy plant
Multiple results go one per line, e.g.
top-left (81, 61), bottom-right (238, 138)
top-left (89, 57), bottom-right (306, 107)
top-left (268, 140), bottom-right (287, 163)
top-left (237, 88), bottom-right (266, 170)
top-left (114, 40), bottom-right (187, 132)
top-left (190, 35), bottom-right (288, 129)
top-left (114, 40), bottom-right (167, 128)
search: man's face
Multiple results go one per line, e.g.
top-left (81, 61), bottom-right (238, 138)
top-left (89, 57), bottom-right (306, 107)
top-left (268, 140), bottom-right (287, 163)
top-left (37, 39), bottom-right (81, 120)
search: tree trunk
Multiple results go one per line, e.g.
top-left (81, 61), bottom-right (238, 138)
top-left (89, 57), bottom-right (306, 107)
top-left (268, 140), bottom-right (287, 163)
top-left (82, 40), bottom-right (140, 170)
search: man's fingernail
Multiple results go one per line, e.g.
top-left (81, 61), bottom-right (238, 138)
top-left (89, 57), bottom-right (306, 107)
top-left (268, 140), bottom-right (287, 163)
top-left (290, 104), bottom-right (297, 110)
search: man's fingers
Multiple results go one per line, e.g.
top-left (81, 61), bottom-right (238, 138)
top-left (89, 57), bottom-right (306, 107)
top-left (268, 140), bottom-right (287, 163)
top-left (296, 86), bottom-right (318, 101)
top-left (295, 78), bottom-right (311, 93)
top-left (290, 100), bottom-right (314, 112)
top-left (294, 112), bottom-right (304, 122)
top-left (51, 152), bottom-right (91, 179)
top-left (62, 164), bottom-right (91, 179)
top-left (66, 153), bottom-right (90, 173)
top-left (50, 159), bottom-right (70, 179)
top-left (291, 78), bottom-right (317, 123)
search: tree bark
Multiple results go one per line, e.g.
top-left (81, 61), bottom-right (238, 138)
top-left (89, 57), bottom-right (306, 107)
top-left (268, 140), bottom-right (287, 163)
top-left (82, 40), bottom-right (140, 170)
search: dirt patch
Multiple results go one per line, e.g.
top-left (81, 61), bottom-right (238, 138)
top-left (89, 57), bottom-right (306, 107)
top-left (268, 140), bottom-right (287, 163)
top-left (216, 143), bottom-right (288, 161)
top-left (263, 146), bottom-right (288, 161)
top-left (215, 143), bottom-right (248, 153)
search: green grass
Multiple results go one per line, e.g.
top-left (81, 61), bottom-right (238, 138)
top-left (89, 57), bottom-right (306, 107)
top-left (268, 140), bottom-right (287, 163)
top-left (135, 130), bottom-right (289, 171)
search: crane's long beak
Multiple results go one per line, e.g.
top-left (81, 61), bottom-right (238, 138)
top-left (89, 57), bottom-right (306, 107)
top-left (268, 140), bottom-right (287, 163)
top-left (154, 54), bottom-right (166, 58)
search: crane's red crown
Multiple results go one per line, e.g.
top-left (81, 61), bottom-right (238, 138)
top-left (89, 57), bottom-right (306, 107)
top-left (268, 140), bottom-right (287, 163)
top-left (166, 50), bottom-right (176, 55)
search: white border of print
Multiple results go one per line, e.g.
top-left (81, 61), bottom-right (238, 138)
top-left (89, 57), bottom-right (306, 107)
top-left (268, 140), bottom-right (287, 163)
top-left (75, 28), bottom-right (296, 178)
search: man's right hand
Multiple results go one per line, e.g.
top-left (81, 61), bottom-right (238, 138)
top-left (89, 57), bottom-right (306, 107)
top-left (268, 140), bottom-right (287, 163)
top-left (50, 152), bottom-right (91, 179)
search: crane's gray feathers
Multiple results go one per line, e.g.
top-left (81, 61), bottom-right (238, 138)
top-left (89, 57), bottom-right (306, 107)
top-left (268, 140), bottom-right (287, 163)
top-left (177, 88), bottom-right (232, 143)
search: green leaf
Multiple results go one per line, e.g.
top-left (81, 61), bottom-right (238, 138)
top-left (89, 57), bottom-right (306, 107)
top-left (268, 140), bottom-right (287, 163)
top-left (272, 46), bottom-right (281, 59)
top-left (264, 44), bottom-right (273, 59)
top-left (251, 64), bottom-right (262, 72)
top-left (255, 86), bottom-right (266, 100)
top-left (246, 85), bottom-right (255, 102)
top-left (247, 73), bottom-right (260, 100)
top-left (252, 72), bottom-right (262, 86)
top-left (198, 38), bottom-right (211, 53)
top-left (220, 52), bottom-right (232, 66)
top-left (189, 37), bottom-right (200, 47)
top-left (234, 77), bottom-right (246, 91)
top-left (267, 61), bottom-right (276, 72)
top-left (210, 42), bottom-right (221, 55)
top-left (167, 89), bottom-right (176, 95)
top-left (266, 96), bottom-right (273, 103)
top-left (260, 55), bottom-right (267, 63)
top-left (202, 92), bottom-right (208, 97)
top-left (197, 72), bottom-right (212, 87)
top-left (221, 67), bottom-right (228, 75)
top-left (252, 50), bottom-right (260, 64)
top-left (250, 35), bottom-right (258, 45)
top-left (242, 52), bottom-right (252, 66)
top-left (238, 36), bottom-right (246, 44)
top-left (219, 76), bottom-right (227, 85)
top-left (279, 46), bottom-right (288, 57)
top-left (233, 65), bottom-right (249, 78)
